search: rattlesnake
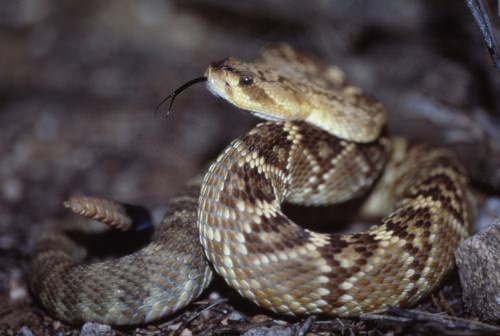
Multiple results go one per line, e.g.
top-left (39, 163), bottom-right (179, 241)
top-left (29, 44), bottom-right (472, 325)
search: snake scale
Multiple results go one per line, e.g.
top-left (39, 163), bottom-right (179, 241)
top-left (29, 44), bottom-right (472, 325)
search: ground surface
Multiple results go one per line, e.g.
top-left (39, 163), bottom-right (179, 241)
top-left (1, 1), bottom-right (500, 335)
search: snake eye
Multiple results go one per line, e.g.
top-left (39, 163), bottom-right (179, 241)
top-left (239, 75), bottom-right (253, 86)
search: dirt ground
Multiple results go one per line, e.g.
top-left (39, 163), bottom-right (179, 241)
top-left (1, 1), bottom-right (500, 335)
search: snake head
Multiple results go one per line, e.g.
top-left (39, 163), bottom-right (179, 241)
top-left (205, 50), bottom-right (386, 143)
top-left (205, 57), bottom-right (306, 122)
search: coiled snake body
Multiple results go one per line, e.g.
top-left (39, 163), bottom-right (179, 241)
top-left (30, 44), bottom-right (471, 325)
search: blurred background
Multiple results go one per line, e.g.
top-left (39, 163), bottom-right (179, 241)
top-left (1, 0), bottom-right (500, 334)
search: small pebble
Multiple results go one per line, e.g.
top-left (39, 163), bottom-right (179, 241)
top-left (2, 178), bottom-right (23, 202)
top-left (52, 321), bottom-right (62, 330)
top-left (208, 291), bottom-right (221, 300)
top-left (227, 311), bottom-right (244, 322)
top-left (243, 325), bottom-right (294, 336)
top-left (251, 314), bottom-right (271, 323)
top-left (9, 269), bottom-right (28, 301)
top-left (17, 326), bottom-right (34, 336)
top-left (180, 328), bottom-right (193, 336)
top-left (79, 322), bottom-right (115, 336)
top-left (10, 287), bottom-right (27, 301)
top-left (167, 322), bottom-right (182, 330)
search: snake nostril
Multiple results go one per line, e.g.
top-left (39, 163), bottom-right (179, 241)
top-left (210, 58), bottom-right (237, 73)
top-left (210, 58), bottom-right (229, 70)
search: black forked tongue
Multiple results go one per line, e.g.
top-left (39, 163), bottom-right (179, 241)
top-left (155, 76), bottom-right (207, 118)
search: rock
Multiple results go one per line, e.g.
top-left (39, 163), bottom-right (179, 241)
top-left (455, 220), bottom-right (500, 321)
top-left (227, 311), bottom-right (244, 322)
top-left (79, 323), bottom-right (115, 336)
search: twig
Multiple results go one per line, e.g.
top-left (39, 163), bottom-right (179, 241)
top-left (209, 321), bottom-right (274, 335)
top-left (295, 315), bottom-right (316, 336)
top-left (362, 306), bottom-right (500, 335)
top-left (436, 291), bottom-right (457, 316)
top-left (209, 315), bottom-right (315, 336)
top-left (170, 299), bottom-right (228, 336)
top-left (465, 0), bottom-right (500, 69)
top-left (313, 318), bottom-right (367, 335)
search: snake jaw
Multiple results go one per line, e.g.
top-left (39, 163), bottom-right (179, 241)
top-left (248, 110), bottom-right (285, 122)
top-left (205, 76), bottom-right (224, 99)
top-left (205, 59), bottom-right (239, 101)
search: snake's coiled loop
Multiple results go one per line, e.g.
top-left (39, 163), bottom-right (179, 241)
top-left (198, 121), bottom-right (470, 316)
